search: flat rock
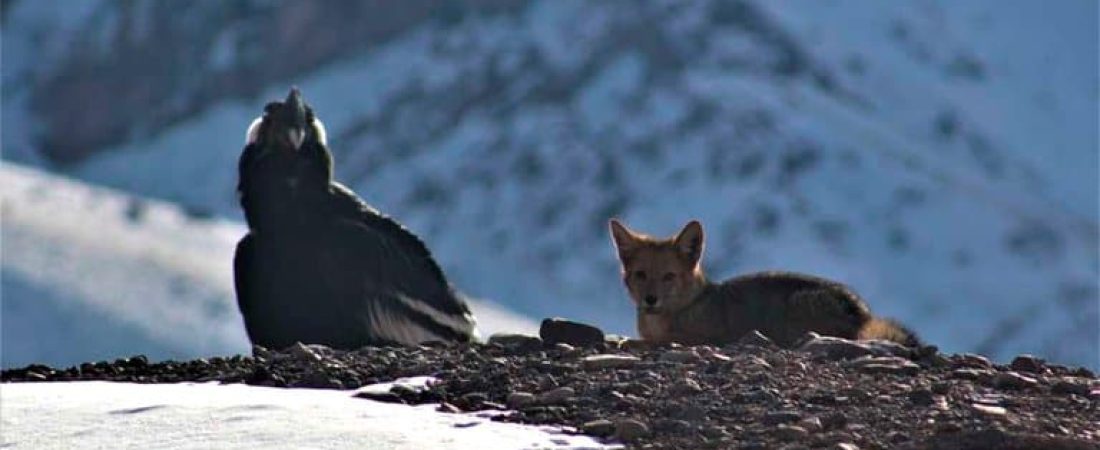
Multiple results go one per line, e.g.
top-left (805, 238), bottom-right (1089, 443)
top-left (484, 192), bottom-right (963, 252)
top-left (799, 335), bottom-right (875, 360)
top-left (506, 392), bottom-right (536, 409)
top-left (487, 333), bottom-right (543, 353)
top-left (953, 353), bottom-right (993, 369)
top-left (539, 318), bottom-right (605, 346)
top-left (843, 356), bottom-right (920, 376)
top-left (581, 419), bottom-right (615, 437)
top-left (994, 371), bottom-right (1039, 390)
top-left (581, 354), bottom-right (641, 370)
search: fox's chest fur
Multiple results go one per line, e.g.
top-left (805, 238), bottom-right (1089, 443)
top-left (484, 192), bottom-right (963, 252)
top-left (636, 294), bottom-right (735, 346)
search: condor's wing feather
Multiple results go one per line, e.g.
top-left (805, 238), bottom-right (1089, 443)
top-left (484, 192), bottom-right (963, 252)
top-left (319, 184), bottom-right (477, 344)
top-left (232, 233), bottom-right (259, 340)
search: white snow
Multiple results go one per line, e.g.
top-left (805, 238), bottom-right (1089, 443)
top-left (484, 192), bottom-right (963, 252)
top-left (0, 381), bottom-right (616, 449)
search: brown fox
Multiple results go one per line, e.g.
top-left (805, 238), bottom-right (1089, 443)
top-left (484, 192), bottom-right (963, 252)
top-left (608, 219), bottom-right (920, 348)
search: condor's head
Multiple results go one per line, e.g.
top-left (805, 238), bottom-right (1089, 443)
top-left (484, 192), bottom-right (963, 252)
top-left (239, 88), bottom-right (333, 198)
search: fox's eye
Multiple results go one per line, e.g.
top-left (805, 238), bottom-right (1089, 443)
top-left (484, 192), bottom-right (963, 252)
top-left (662, 273), bottom-right (675, 282)
top-left (633, 270), bottom-right (647, 280)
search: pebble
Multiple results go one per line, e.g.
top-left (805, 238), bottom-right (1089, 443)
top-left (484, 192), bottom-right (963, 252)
top-left (581, 419), bottom-right (615, 437)
top-left (288, 342), bottom-right (321, 363)
top-left (581, 354), bottom-right (640, 370)
top-left (774, 424), bottom-right (809, 441)
top-left (953, 353), bottom-right (992, 369)
top-left (763, 410), bottom-right (803, 425)
top-left (951, 368), bottom-right (994, 383)
top-left (744, 356), bottom-right (773, 370)
top-left (660, 350), bottom-right (701, 364)
top-left (993, 371), bottom-right (1038, 390)
top-left (436, 402), bottom-right (461, 414)
top-left (669, 379), bottom-right (704, 396)
top-left (506, 392), bottom-right (537, 409)
top-left (799, 416), bottom-right (823, 433)
top-left (613, 418), bottom-right (649, 441)
top-left (538, 386), bottom-right (575, 405)
top-left (834, 444), bottom-right (860, 450)
top-left (971, 403), bottom-right (1008, 416)
top-left (843, 356), bottom-right (920, 376)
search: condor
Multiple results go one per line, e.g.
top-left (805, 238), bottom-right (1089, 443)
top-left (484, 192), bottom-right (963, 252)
top-left (233, 88), bottom-right (478, 350)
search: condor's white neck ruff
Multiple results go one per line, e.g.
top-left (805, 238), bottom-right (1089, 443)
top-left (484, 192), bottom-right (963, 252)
top-left (245, 117), bottom-right (328, 147)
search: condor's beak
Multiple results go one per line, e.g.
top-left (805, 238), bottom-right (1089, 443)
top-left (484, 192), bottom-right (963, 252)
top-left (285, 88), bottom-right (308, 151)
top-left (287, 127), bottom-right (305, 151)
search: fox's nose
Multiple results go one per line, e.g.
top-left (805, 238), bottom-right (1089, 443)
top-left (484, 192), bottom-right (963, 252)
top-left (644, 295), bottom-right (657, 306)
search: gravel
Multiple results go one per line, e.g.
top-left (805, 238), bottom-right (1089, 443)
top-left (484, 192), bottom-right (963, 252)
top-left (4, 324), bottom-right (1098, 449)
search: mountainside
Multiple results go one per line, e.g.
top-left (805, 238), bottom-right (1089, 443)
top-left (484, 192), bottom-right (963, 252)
top-left (3, 0), bottom-right (1097, 368)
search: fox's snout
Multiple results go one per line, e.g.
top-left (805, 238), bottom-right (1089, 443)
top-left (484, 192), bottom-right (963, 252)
top-left (643, 295), bottom-right (657, 306)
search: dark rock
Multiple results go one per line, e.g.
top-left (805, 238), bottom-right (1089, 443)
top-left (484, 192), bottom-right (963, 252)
top-left (909, 388), bottom-right (936, 406)
top-left (763, 410), bottom-right (802, 425)
top-left (620, 339), bottom-right (656, 351)
top-left (1009, 354), bottom-right (1046, 373)
top-left (1051, 380), bottom-right (1090, 396)
top-left (354, 390), bottom-right (404, 404)
top-left (539, 318), bottom-right (605, 346)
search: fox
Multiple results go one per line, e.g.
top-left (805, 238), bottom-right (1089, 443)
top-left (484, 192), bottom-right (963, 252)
top-left (608, 218), bottom-right (920, 348)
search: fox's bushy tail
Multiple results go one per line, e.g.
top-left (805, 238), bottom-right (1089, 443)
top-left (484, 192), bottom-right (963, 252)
top-left (858, 317), bottom-right (922, 347)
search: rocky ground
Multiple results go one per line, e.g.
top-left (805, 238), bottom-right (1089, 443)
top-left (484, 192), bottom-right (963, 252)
top-left (4, 319), bottom-right (1098, 449)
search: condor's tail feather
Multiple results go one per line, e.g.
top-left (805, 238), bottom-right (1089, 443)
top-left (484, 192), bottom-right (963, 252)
top-left (858, 317), bottom-right (922, 347)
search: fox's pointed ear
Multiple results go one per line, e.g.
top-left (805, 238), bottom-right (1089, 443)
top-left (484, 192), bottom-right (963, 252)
top-left (609, 219), bottom-right (640, 260)
top-left (674, 220), bottom-right (704, 266)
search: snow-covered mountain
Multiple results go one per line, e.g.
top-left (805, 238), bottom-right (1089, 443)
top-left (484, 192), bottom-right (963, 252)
top-left (3, 1), bottom-right (1097, 368)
